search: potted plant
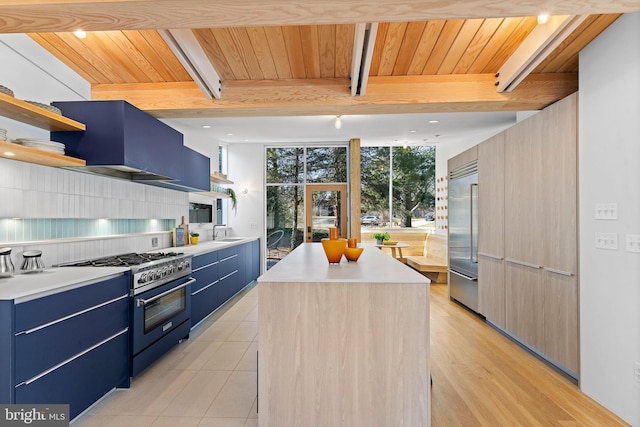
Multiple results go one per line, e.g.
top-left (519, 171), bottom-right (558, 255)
top-left (228, 188), bottom-right (237, 214)
top-left (189, 232), bottom-right (199, 245)
top-left (373, 232), bottom-right (390, 245)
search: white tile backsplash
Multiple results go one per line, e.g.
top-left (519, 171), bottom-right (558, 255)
top-left (0, 157), bottom-right (190, 265)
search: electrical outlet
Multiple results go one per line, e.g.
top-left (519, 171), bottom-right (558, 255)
top-left (635, 362), bottom-right (640, 382)
top-left (595, 203), bottom-right (618, 220)
top-left (595, 232), bottom-right (618, 250)
top-left (151, 237), bottom-right (158, 247)
top-left (626, 234), bottom-right (640, 253)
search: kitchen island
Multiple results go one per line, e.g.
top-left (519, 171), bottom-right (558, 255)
top-left (258, 243), bottom-right (431, 427)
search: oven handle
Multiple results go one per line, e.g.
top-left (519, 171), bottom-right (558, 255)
top-left (136, 277), bottom-right (195, 308)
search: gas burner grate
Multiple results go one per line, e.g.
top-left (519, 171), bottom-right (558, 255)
top-left (62, 252), bottom-right (185, 267)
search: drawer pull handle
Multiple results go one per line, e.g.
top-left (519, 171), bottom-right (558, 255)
top-left (543, 267), bottom-right (574, 277)
top-left (478, 252), bottom-right (503, 261)
top-left (17, 294), bottom-right (128, 335)
top-left (17, 329), bottom-right (128, 386)
top-left (192, 280), bottom-right (219, 295)
top-left (505, 258), bottom-right (541, 269)
top-left (219, 270), bottom-right (238, 281)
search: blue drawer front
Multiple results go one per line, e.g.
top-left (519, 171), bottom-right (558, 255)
top-left (15, 274), bottom-right (129, 331)
top-left (192, 251), bottom-right (218, 270)
top-left (15, 296), bottom-right (129, 384)
top-left (191, 262), bottom-right (218, 293)
top-left (218, 270), bottom-right (239, 305)
top-left (191, 281), bottom-right (219, 327)
top-left (15, 331), bottom-right (129, 420)
top-left (218, 248), bottom-right (239, 277)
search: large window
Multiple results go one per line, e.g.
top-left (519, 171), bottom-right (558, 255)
top-left (266, 145), bottom-right (347, 267)
top-left (361, 146), bottom-right (435, 229)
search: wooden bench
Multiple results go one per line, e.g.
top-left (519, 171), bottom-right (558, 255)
top-left (406, 233), bottom-right (448, 283)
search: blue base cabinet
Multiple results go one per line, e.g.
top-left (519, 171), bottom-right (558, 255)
top-left (0, 274), bottom-right (130, 420)
top-left (190, 239), bottom-right (260, 329)
top-left (191, 251), bottom-right (219, 327)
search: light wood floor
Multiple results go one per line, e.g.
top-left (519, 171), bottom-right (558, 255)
top-left (429, 283), bottom-right (629, 427)
top-left (71, 282), bottom-right (629, 426)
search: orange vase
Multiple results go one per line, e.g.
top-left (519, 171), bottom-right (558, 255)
top-left (329, 227), bottom-right (340, 240)
top-left (321, 238), bottom-right (347, 263)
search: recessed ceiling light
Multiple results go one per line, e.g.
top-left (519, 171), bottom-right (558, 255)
top-left (226, 133), bottom-right (233, 136)
top-left (410, 130), bottom-right (417, 133)
top-left (3, 151), bottom-right (15, 156)
top-left (74, 30), bottom-right (87, 39)
top-left (537, 13), bottom-right (549, 25)
top-left (201, 125), bottom-right (211, 129)
top-left (428, 120), bottom-right (439, 124)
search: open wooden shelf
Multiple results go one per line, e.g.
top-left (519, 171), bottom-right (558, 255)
top-left (210, 173), bottom-right (234, 185)
top-left (0, 140), bottom-right (85, 167)
top-left (0, 92), bottom-right (86, 132)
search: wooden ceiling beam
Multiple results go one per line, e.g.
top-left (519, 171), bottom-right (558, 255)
top-left (0, 1), bottom-right (637, 33)
top-left (91, 73), bottom-right (577, 118)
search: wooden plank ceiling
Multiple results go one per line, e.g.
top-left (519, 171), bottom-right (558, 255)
top-left (24, 14), bottom-right (620, 118)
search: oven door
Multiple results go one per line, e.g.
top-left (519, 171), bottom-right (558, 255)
top-left (131, 275), bottom-right (194, 356)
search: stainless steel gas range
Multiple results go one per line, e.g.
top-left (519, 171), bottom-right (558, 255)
top-left (59, 252), bottom-right (195, 376)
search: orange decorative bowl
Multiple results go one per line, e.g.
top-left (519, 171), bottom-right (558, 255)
top-left (343, 246), bottom-right (364, 262)
top-left (321, 238), bottom-right (347, 263)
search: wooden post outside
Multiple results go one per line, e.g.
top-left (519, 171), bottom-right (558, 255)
top-left (349, 138), bottom-right (361, 242)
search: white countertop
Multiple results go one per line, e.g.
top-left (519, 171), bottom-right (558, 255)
top-left (0, 237), bottom-right (258, 303)
top-left (258, 243), bottom-right (430, 284)
top-left (0, 267), bottom-right (130, 303)
top-left (166, 237), bottom-right (258, 257)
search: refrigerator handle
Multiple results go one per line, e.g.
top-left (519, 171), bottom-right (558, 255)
top-left (470, 183), bottom-right (478, 263)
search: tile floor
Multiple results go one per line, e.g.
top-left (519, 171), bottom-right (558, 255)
top-left (72, 284), bottom-right (259, 427)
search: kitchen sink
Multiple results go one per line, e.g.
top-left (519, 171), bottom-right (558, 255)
top-left (216, 238), bottom-right (245, 242)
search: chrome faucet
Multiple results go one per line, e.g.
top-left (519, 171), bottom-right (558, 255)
top-left (212, 223), bottom-right (226, 240)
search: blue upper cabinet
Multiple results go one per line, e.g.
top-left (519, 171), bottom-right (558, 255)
top-left (149, 145), bottom-right (210, 192)
top-left (51, 100), bottom-right (186, 183)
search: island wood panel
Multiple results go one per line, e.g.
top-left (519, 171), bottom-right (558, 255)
top-left (258, 280), bottom-right (429, 427)
top-left (257, 243), bottom-right (430, 427)
top-left (543, 271), bottom-right (579, 374)
top-left (504, 262), bottom-right (544, 350)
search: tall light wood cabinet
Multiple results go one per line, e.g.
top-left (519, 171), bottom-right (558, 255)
top-left (541, 94), bottom-right (579, 374)
top-left (477, 93), bottom-right (578, 376)
top-left (477, 133), bottom-right (506, 327)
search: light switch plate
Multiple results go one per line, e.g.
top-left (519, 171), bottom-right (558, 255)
top-left (595, 203), bottom-right (618, 220)
top-left (595, 232), bottom-right (618, 250)
top-left (626, 234), bottom-right (640, 253)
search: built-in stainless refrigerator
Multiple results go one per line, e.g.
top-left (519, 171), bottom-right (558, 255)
top-left (448, 161), bottom-right (479, 312)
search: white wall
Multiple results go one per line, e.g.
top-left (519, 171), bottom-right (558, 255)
top-left (227, 143), bottom-right (265, 268)
top-left (579, 12), bottom-right (640, 426)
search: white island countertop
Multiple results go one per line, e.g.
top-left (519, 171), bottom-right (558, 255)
top-left (0, 267), bottom-right (130, 303)
top-left (258, 242), bottom-right (429, 284)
